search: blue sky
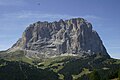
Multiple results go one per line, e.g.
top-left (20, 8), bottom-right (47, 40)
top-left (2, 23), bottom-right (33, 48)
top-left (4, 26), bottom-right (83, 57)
top-left (0, 0), bottom-right (120, 59)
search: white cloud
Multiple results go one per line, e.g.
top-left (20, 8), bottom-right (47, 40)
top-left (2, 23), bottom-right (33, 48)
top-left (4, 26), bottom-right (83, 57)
top-left (1, 12), bottom-right (78, 21)
top-left (16, 12), bottom-right (77, 19)
top-left (2, 11), bottom-right (102, 21)
top-left (16, 12), bottom-right (101, 21)
top-left (83, 15), bottom-right (102, 20)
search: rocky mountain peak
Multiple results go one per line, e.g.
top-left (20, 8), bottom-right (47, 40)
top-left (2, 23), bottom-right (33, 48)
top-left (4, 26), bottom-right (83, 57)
top-left (9, 18), bottom-right (110, 58)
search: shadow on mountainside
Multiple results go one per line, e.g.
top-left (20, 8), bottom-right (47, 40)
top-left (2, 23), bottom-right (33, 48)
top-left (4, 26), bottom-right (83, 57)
top-left (0, 59), bottom-right (59, 80)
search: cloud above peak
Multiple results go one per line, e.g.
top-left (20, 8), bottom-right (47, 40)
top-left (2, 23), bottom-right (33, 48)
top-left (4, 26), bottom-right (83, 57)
top-left (1, 11), bottom-right (102, 22)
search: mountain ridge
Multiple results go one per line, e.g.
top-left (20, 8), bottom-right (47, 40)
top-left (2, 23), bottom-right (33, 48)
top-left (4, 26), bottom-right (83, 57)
top-left (8, 18), bottom-right (110, 58)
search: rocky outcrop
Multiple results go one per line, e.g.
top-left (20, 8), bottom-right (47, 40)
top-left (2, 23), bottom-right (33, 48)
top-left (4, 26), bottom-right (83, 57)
top-left (10, 18), bottom-right (109, 57)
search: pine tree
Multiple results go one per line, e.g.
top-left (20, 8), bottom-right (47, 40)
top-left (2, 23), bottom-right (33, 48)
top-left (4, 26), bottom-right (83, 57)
top-left (89, 70), bottom-right (100, 80)
top-left (118, 69), bottom-right (120, 80)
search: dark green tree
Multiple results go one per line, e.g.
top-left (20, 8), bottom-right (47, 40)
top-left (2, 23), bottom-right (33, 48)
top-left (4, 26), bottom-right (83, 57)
top-left (89, 70), bottom-right (100, 80)
top-left (118, 69), bottom-right (120, 80)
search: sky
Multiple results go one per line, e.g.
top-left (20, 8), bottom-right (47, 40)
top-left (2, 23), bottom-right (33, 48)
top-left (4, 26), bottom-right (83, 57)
top-left (0, 0), bottom-right (120, 59)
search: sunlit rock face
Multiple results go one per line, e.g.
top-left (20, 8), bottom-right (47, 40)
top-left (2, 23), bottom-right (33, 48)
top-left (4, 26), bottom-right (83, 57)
top-left (10, 18), bottom-right (109, 57)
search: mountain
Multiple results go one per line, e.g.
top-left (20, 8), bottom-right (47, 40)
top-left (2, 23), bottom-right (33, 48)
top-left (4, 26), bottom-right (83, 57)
top-left (1, 18), bottom-right (120, 80)
top-left (9, 18), bottom-right (109, 58)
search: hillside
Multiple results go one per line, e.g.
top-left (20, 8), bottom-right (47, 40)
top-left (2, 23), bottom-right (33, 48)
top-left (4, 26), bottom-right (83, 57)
top-left (0, 50), bottom-right (120, 80)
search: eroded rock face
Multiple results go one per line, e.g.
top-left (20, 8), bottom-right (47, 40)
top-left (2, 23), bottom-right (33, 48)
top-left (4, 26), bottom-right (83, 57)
top-left (10, 18), bottom-right (109, 57)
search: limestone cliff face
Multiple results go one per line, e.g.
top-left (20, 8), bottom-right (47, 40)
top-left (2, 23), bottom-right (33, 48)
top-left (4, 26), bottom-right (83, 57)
top-left (10, 18), bottom-right (109, 57)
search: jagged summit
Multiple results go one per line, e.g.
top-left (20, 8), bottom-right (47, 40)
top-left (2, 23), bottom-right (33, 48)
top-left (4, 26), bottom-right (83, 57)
top-left (9, 18), bottom-right (110, 58)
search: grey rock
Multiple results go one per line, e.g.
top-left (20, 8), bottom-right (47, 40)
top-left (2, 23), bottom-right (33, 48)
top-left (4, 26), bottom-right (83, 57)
top-left (9, 18), bottom-right (110, 57)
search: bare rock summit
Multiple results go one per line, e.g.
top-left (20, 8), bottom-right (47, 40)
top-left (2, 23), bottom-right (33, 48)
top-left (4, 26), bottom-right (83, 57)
top-left (9, 18), bottom-right (110, 58)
